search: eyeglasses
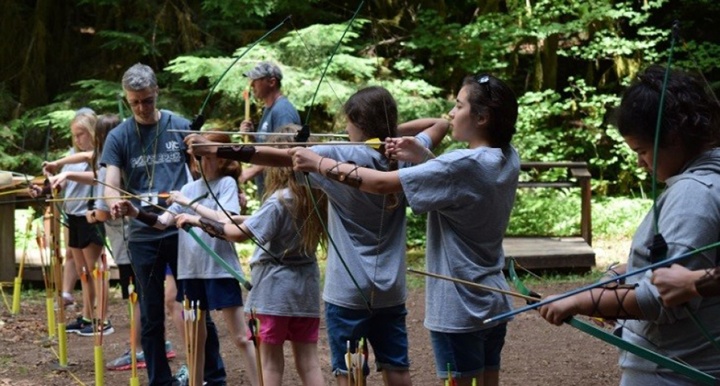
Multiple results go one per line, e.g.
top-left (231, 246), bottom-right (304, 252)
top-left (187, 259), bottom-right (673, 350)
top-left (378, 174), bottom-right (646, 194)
top-left (474, 74), bottom-right (493, 101)
top-left (126, 96), bottom-right (156, 108)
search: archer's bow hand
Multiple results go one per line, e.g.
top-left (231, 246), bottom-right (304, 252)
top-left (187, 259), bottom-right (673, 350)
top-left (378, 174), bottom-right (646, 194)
top-left (111, 200), bottom-right (138, 220)
top-left (28, 181), bottom-right (50, 198)
top-left (176, 213), bottom-right (201, 229)
top-left (652, 264), bottom-right (702, 307)
top-left (385, 136), bottom-right (433, 164)
top-left (185, 134), bottom-right (216, 158)
top-left (289, 147), bottom-right (322, 173)
top-left (538, 294), bottom-right (581, 326)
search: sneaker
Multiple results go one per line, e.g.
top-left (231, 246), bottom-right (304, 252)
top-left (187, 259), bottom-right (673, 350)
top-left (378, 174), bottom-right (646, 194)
top-left (173, 364), bottom-right (189, 386)
top-left (106, 349), bottom-right (147, 371)
top-left (165, 340), bottom-right (176, 359)
top-left (77, 319), bottom-right (115, 337)
top-left (66, 317), bottom-right (92, 334)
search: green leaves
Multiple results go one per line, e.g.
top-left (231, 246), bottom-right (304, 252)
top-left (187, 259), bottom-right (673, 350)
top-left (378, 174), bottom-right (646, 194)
top-left (165, 18), bottom-right (447, 132)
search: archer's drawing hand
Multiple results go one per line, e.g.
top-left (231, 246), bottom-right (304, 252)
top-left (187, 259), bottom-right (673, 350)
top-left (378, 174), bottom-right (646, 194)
top-left (42, 161), bottom-right (60, 176)
top-left (652, 264), bottom-right (701, 307)
top-left (385, 137), bottom-right (433, 164)
top-left (167, 190), bottom-right (190, 207)
top-left (47, 172), bottom-right (68, 190)
top-left (289, 147), bottom-right (321, 173)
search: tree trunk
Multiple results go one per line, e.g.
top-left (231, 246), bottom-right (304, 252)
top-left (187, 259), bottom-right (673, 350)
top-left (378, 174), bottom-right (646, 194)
top-left (19, 0), bottom-right (50, 107)
top-left (533, 38), bottom-right (543, 91)
top-left (541, 33), bottom-right (558, 90)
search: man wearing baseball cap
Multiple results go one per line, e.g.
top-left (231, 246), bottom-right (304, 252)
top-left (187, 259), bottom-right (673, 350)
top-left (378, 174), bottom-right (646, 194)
top-left (240, 61), bottom-right (301, 197)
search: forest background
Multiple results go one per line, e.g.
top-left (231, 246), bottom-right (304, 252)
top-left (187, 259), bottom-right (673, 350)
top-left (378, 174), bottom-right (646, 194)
top-left (2, 0), bottom-right (719, 244)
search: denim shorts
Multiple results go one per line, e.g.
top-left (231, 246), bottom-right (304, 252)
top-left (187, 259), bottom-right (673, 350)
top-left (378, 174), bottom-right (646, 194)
top-left (325, 302), bottom-right (410, 376)
top-left (430, 323), bottom-right (507, 379)
top-left (176, 278), bottom-right (243, 311)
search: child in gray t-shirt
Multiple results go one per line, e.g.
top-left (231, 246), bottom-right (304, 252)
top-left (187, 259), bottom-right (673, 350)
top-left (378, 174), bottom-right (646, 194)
top-left (289, 75), bottom-right (520, 386)
top-left (177, 124), bottom-right (327, 385)
top-left (114, 133), bottom-right (259, 386)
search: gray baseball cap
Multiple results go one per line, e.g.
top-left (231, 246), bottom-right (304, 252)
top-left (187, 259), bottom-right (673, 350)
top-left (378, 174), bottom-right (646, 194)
top-left (244, 61), bottom-right (283, 80)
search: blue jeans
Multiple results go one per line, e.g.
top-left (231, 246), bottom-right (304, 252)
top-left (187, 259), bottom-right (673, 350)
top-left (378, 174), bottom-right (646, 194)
top-left (325, 302), bottom-right (410, 376)
top-left (430, 323), bottom-right (507, 379)
top-left (130, 235), bottom-right (226, 385)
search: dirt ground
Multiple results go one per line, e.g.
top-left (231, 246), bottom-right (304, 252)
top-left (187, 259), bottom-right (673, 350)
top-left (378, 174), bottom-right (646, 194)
top-left (0, 277), bottom-right (622, 386)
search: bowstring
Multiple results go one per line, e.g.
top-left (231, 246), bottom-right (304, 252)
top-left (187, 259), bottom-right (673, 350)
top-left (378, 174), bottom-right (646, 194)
top-left (190, 17), bottom-right (294, 266)
top-left (300, 1), bottom-right (373, 312)
top-left (649, 22), bottom-right (720, 352)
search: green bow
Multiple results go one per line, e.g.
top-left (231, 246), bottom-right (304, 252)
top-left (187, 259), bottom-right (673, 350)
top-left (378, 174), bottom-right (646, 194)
top-left (507, 258), bottom-right (716, 385)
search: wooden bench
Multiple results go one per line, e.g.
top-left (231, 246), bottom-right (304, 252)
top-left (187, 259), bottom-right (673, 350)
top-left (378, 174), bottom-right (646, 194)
top-left (502, 161), bottom-right (595, 272)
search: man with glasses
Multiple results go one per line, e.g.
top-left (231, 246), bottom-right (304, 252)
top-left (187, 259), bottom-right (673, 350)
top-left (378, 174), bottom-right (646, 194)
top-left (101, 63), bottom-right (227, 386)
top-left (240, 61), bottom-right (301, 197)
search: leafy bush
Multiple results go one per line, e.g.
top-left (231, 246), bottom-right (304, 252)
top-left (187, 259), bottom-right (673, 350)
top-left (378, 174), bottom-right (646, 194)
top-left (507, 189), bottom-right (649, 239)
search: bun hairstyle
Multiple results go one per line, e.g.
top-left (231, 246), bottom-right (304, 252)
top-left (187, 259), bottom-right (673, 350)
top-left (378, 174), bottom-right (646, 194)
top-left (616, 65), bottom-right (720, 155)
top-left (461, 74), bottom-right (518, 148)
top-left (203, 132), bottom-right (241, 180)
top-left (263, 124), bottom-right (327, 255)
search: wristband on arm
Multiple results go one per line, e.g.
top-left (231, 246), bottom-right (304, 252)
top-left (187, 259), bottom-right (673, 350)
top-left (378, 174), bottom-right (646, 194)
top-left (696, 267), bottom-right (720, 298)
top-left (217, 145), bottom-right (256, 162)
top-left (324, 161), bottom-right (363, 188)
top-left (199, 218), bottom-right (226, 239)
top-left (135, 209), bottom-right (159, 227)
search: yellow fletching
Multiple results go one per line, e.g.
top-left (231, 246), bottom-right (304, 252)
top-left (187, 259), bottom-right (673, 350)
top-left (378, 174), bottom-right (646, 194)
top-left (364, 138), bottom-right (382, 149)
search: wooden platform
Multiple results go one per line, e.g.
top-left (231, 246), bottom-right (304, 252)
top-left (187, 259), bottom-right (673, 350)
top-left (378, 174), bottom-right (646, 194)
top-left (503, 236), bottom-right (595, 272)
top-left (10, 236), bottom-right (596, 284)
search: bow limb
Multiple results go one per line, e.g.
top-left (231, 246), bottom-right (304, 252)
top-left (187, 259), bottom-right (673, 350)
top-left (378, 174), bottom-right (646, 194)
top-left (648, 22), bottom-right (720, 354)
top-left (490, 242), bottom-right (720, 321)
top-left (301, 1), bottom-right (373, 312)
top-left (183, 226), bottom-right (252, 291)
top-left (507, 259), bottom-right (717, 385)
top-left (188, 20), bottom-right (290, 266)
top-left (190, 16), bottom-right (291, 130)
top-left (247, 309), bottom-right (264, 386)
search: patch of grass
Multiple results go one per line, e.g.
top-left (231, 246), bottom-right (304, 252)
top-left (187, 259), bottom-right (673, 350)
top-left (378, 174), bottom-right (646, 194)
top-left (593, 196), bottom-right (651, 238)
top-left (406, 249), bottom-right (426, 289)
top-left (0, 355), bottom-right (13, 366)
top-left (519, 270), bottom-right (604, 287)
top-left (507, 190), bottom-right (650, 239)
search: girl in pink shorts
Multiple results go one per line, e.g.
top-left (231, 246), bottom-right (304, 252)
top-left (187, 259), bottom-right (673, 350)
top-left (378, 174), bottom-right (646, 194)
top-left (177, 124), bottom-right (327, 386)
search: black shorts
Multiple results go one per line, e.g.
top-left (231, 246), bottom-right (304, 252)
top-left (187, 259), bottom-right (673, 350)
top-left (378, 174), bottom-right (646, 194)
top-left (67, 214), bottom-right (105, 249)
